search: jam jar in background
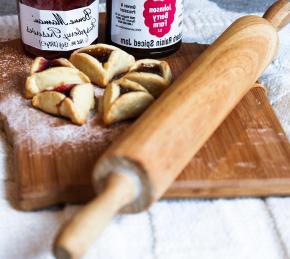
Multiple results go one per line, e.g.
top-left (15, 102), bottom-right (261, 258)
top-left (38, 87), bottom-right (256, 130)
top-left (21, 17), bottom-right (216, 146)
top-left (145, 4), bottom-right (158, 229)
top-left (18, 0), bottom-right (100, 58)
top-left (106, 0), bottom-right (183, 58)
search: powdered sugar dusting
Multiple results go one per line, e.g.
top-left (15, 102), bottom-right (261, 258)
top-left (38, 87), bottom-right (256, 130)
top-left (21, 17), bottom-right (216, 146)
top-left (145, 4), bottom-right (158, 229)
top-left (0, 40), bottom-right (128, 156)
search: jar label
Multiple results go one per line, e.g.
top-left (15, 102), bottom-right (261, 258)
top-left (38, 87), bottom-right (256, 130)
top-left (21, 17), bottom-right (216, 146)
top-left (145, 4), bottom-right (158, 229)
top-left (19, 1), bottom-right (99, 51)
top-left (111, 0), bottom-right (183, 49)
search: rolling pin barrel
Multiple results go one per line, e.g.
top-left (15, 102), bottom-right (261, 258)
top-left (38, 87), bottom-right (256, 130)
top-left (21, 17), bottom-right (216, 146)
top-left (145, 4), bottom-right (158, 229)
top-left (263, 0), bottom-right (290, 30)
top-left (93, 16), bottom-right (278, 213)
top-left (54, 0), bottom-right (290, 257)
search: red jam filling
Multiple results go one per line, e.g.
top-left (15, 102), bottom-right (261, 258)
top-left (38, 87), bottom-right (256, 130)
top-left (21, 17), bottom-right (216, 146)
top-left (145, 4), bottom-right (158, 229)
top-left (36, 58), bottom-right (65, 73)
top-left (81, 49), bottom-right (113, 64)
top-left (54, 83), bottom-right (76, 97)
top-left (135, 64), bottom-right (163, 77)
top-left (119, 86), bottom-right (132, 96)
top-left (38, 59), bottom-right (75, 96)
top-left (112, 72), bottom-right (126, 81)
top-left (20, 0), bottom-right (95, 11)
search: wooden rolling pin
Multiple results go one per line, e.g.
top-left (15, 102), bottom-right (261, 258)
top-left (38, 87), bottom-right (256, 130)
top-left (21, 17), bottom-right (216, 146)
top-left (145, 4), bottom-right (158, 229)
top-left (54, 1), bottom-right (290, 258)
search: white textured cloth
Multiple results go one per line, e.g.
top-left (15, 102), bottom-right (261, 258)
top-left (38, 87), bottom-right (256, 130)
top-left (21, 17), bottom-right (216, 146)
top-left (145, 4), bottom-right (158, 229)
top-left (1, 1), bottom-right (290, 259)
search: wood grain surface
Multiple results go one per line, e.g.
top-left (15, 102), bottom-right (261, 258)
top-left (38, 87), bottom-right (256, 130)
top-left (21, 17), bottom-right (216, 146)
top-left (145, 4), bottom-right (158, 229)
top-left (0, 38), bottom-right (289, 211)
top-left (51, 6), bottom-right (290, 258)
top-left (92, 16), bottom-right (279, 215)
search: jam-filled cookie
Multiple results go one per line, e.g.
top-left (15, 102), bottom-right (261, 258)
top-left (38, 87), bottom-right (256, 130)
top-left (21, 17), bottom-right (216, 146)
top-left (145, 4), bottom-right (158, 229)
top-left (32, 83), bottom-right (95, 125)
top-left (30, 57), bottom-right (75, 74)
top-left (69, 44), bottom-right (135, 88)
top-left (122, 59), bottom-right (173, 98)
top-left (25, 57), bottom-right (90, 99)
top-left (100, 78), bottom-right (154, 125)
top-left (26, 57), bottom-right (95, 125)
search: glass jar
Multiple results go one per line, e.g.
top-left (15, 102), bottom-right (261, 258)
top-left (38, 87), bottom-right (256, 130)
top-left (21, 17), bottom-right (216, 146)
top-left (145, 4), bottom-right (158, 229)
top-left (106, 0), bottom-right (183, 58)
top-left (18, 0), bottom-right (100, 58)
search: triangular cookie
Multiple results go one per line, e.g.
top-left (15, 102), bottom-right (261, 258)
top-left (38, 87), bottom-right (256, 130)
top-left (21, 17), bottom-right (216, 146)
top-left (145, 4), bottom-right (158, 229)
top-left (70, 44), bottom-right (135, 88)
top-left (100, 78), bottom-right (154, 125)
top-left (26, 57), bottom-right (95, 125)
top-left (123, 59), bottom-right (173, 98)
top-left (32, 84), bottom-right (95, 125)
top-left (25, 57), bottom-right (90, 99)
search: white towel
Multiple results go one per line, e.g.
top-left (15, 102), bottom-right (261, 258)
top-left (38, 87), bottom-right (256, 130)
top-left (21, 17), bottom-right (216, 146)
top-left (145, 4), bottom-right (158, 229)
top-left (0, 1), bottom-right (290, 259)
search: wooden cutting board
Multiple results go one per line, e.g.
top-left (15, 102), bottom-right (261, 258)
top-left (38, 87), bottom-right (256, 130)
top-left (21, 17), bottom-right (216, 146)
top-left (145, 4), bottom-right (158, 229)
top-left (0, 37), bottom-right (290, 211)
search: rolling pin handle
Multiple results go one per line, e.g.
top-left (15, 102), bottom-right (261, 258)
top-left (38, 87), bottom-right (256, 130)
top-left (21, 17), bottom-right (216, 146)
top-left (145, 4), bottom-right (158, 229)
top-left (53, 172), bottom-right (137, 259)
top-left (263, 0), bottom-right (290, 30)
top-left (52, 1), bottom-right (289, 258)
